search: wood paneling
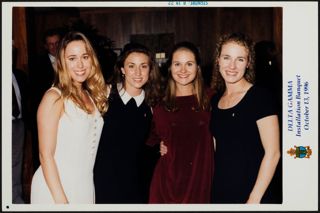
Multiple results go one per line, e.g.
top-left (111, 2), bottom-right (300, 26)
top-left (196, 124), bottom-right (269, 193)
top-left (13, 7), bottom-right (28, 72)
top-left (85, 7), bottom-right (278, 67)
top-left (26, 7), bottom-right (80, 55)
top-left (27, 7), bottom-right (281, 69)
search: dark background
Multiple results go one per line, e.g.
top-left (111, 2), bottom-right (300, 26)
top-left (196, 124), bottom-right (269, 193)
top-left (12, 6), bottom-right (283, 203)
top-left (14, 7), bottom-right (282, 82)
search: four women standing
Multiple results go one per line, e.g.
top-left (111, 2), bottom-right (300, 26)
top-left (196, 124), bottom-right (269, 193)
top-left (30, 30), bottom-right (280, 204)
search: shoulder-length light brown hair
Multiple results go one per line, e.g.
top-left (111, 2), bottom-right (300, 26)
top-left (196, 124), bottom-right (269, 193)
top-left (211, 32), bottom-right (256, 94)
top-left (54, 31), bottom-right (108, 114)
top-left (164, 41), bottom-right (210, 112)
top-left (113, 42), bottom-right (162, 107)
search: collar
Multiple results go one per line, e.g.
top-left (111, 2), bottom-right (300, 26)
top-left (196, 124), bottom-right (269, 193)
top-left (12, 73), bottom-right (22, 119)
top-left (48, 54), bottom-right (55, 63)
top-left (117, 83), bottom-right (145, 107)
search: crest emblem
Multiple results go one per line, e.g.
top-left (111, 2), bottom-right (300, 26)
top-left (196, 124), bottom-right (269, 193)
top-left (287, 146), bottom-right (312, 158)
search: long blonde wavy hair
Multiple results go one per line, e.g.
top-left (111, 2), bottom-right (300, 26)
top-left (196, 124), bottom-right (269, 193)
top-left (53, 31), bottom-right (108, 114)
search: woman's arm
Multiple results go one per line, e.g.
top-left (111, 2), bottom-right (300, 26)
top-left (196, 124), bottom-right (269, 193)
top-left (37, 89), bottom-right (68, 204)
top-left (247, 115), bottom-right (281, 204)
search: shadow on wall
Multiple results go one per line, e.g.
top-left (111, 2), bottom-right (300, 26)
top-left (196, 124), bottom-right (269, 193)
top-left (255, 40), bottom-right (283, 204)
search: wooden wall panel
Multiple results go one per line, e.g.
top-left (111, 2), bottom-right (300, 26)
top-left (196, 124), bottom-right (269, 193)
top-left (27, 8), bottom-right (80, 54)
top-left (26, 7), bottom-right (281, 69)
top-left (12, 7), bottom-right (28, 72)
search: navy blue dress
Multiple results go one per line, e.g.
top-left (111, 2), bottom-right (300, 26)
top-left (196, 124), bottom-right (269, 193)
top-left (210, 85), bottom-right (280, 203)
top-left (94, 86), bottom-right (159, 203)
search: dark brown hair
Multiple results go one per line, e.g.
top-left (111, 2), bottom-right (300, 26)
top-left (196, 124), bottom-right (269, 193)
top-left (113, 42), bottom-right (162, 107)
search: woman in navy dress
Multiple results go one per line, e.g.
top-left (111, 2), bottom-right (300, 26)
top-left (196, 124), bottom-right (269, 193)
top-left (210, 32), bottom-right (281, 203)
top-left (93, 43), bottom-right (162, 203)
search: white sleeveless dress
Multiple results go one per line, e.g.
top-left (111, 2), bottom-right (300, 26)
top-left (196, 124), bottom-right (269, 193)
top-left (30, 87), bottom-right (104, 204)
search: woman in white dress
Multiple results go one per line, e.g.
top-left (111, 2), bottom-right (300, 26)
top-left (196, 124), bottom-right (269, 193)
top-left (30, 31), bottom-right (108, 204)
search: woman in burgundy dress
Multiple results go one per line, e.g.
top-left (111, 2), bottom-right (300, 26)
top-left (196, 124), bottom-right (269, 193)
top-left (147, 41), bottom-right (214, 203)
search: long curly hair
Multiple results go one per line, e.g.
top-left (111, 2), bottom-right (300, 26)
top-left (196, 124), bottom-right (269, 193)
top-left (53, 31), bottom-right (108, 114)
top-left (164, 41), bottom-right (210, 112)
top-left (113, 42), bottom-right (162, 107)
top-left (211, 32), bottom-right (256, 94)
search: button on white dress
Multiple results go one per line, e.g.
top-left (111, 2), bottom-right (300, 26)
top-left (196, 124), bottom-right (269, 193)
top-left (30, 87), bottom-right (104, 204)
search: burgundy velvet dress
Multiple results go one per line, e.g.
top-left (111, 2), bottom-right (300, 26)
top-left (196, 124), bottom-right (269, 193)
top-left (147, 95), bottom-right (214, 203)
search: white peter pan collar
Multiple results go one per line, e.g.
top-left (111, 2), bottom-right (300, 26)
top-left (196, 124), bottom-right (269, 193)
top-left (117, 83), bottom-right (145, 107)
